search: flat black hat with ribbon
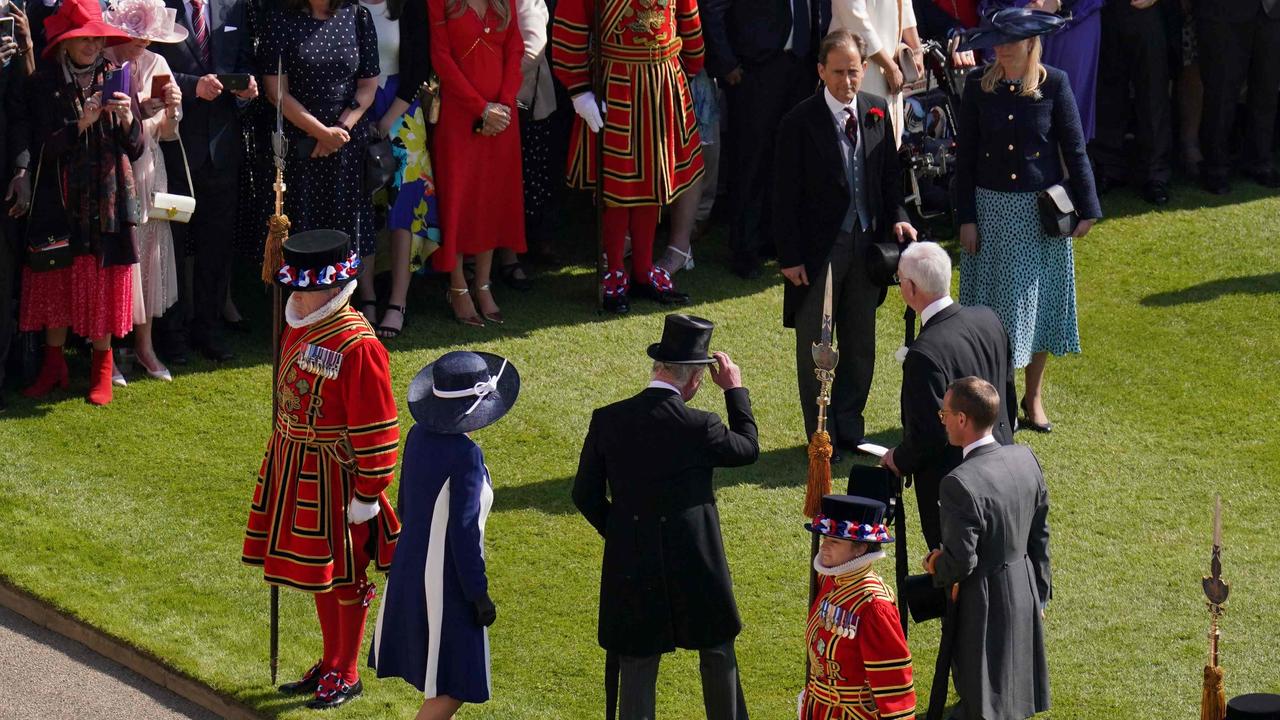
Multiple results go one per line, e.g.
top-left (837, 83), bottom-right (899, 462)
top-left (408, 351), bottom-right (520, 434)
top-left (647, 314), bottom-right (716, 365)
top-left (805, 495), bottom-right (893, 543)
top-left (956, 8), bottom-right (1068, 53)
top-left (275, 229), bottom-right (363, 292)
top-left (1227, 695), bottom-right (1280, 720)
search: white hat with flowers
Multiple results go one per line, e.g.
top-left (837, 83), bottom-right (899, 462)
top-left (104, 0), bottom-right (189, 43)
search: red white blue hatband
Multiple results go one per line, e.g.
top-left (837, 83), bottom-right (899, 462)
top-left (806, 514), bottom-right (893, 543)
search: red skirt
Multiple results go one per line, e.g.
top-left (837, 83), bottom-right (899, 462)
top-left (20, 255), bottom-right (133, 340)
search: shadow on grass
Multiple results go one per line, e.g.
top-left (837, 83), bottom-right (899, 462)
top-left (493, 430), bottom-right (905, 516)
top-left (237, 687), bottom-right (313, 719)
top-left (1139, 272), bottom-right (1280, 307)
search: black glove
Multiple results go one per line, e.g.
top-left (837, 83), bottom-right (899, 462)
top-left (473, 593), bottom-right (496, 627)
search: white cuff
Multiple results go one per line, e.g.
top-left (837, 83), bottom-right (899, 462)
top-left (347, 498), bottom-right (381, 525)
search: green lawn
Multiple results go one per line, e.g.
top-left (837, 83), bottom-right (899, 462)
top-left (2, 184), bottom-right (1278, 719)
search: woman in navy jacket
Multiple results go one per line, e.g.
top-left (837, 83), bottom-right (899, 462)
top-left (953, 9), bottom-right (1101, 433)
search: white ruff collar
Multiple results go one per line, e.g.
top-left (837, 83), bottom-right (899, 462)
top-left (813, 549), bottom-right (886, 577)
top-left (286, 281), bottom-right (359, 328)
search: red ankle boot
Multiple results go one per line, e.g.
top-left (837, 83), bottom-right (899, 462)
top-left (87, 349), bottom-right (113, 406)
top-left (23, 345), bottom-right (69, 398)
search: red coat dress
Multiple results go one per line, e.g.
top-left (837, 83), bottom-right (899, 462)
top-left (802, 565), bottom-right (916, 720)
top-left (242, 306), bottom-right (402, 592)
top-left (551, 0), bottom-right (706, 206)
top-left (429, 0), bottom-right (527, 271)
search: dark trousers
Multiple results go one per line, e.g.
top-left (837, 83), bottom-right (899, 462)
top-left (1197, 10), bottom-right (1280, 178)
top-left (618, 641), bottom-right (748, 720)
top-left (794, 229), bottom-right (879, 446)
top-left (914, 474), bottom-right (942, 550)
top-left (0, 224), bottom-right (16, 391)
top-left (1091, 4), bottom-right (1172, 184)
top-left (166, 150), bottom-right (241, 343)
top-left (725, 51), bottom-right (813, 270)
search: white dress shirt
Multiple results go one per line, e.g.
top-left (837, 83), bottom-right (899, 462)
top-left (647, 380), bottom-right (681, 394)
top-left (920, 296), bottom-right (954, 326)
top-left (961, 434), bottom-right (997, 458)
top-left (823, 87), bottom-right (859, 164)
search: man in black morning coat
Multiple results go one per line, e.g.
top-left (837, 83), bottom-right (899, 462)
top-left (879, 241), bottom-right (1016, 550)
top-left (773, 29), bottom-right (916, 454)
top-left (573, 314), bottom-right (759, 720)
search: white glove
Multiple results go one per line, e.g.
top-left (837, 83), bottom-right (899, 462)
top-left (347, 498), bottom-right (381, 525)
top-left (572, 91), bottom-right (604, 133)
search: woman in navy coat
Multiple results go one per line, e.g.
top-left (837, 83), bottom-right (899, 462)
top-left (370, 351), bottom-right (519, 719)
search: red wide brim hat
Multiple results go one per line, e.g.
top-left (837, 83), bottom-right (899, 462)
top-left (43, 0), bottom-right (133, 59)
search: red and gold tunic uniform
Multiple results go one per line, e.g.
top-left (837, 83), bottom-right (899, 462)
top-left (242, 306), bottom-right (402, 592)
top-left (551, 0), bottom-right (706, 205)
top-left (803, 565), bottom-right (916, 720)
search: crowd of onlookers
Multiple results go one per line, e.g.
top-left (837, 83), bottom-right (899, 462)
top-left (0, 0), bottom-right (1276, 409)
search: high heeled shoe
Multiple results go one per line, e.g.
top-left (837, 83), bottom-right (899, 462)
top-left (447, 287), bottom-right (484, 327)
top-left (473, 283), bottom-right (504, 324)
top-left (1018, 397), bottom-right (1053, 433)
top-left (662, 245), bottom-right (695, 272)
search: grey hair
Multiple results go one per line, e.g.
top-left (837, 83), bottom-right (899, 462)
top-left (898, 242), bottom-right (951, 298)
top-left (652, 361), bottom-right (705, 385)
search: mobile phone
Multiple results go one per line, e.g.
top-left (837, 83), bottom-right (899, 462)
top-left (217, 73), bottom-right (251, 92)
top-left (0, 17), bottom-right (13, 39)
top-left (150, 74), bottom-right (171, 100)
top-left (102, 61), bottom-right (132, 99)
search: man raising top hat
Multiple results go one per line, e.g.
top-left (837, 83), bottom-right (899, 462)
top-left (242, 230), bottom-right (401, 710)
top-left (803, 495), bottom-right (916, 720)
top-left (573, 314), bottom-right (759, 720)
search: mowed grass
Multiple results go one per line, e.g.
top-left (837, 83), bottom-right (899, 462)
top-left (1, 183), bottom-right (1278, 719)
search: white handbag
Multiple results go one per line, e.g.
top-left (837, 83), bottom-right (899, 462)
top-left (149, 134), bottom-right (196, 223)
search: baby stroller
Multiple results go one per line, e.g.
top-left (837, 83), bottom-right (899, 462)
top-left (900, 40), bottom-right (963, 231)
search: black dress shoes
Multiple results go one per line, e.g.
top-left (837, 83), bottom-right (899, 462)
top-left (630, 282), bottom-right (690, 305)
top-left (196, 339), bottom-right (235, 363)
top-left (1246, 167), bottom-right (1280, 189)
top-left (602, 294), bottom-right (630, 315)
top-left (1141, 181), bottom-right (1170, 206)
top-left (306, 673), bottom-right (363, 710)
top-left (1018, 398), bottom-right (1053, 434)
top-left (1201, 174), bottom-right (1231, 196)
top-left (279, 662), bottom-right (323, 696)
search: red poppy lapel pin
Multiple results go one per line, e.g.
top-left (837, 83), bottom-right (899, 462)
top-left (865, 106), bottom-right (885, 127)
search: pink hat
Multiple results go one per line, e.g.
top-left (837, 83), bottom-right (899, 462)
top-left (104, 0), bottom-right (190, 44)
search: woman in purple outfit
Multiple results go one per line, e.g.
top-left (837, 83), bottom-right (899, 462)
top-left (981, 0), bottom-right (1103, 139)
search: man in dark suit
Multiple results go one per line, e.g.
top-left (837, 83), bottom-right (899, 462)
top-left (701, 0), bottom-right (829, 278)
top-left (880, 241), bottom-right (1015, 550)
top-left (573, 314), bottom-right (759, 720)
top-left (1196, 0), bottom-right (1280, 194)
top-left (774, 29), bottom-right (916, 454)
top-left (152, 0), bottom-right (258, 361)
top-left (925, 377), bottom-right (1051, 720)
top-left (0, 41), bottom-right (31, 413)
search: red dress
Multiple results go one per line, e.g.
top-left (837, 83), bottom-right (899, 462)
top-left (429, 0), bottom-right (527, 271)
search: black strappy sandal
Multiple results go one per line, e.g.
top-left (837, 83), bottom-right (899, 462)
top-left (377, 304), bottom-right (408, 339)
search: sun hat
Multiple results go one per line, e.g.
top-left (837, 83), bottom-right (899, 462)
top-left (104, 0), bottom-right (189, 43)
top-left (407, 351), bottom-right (520, 434)
top-left (43, 0), bottom-right (132, 59)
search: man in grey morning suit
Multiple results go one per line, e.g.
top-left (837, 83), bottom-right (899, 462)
top-left (925, 377), bottom-right (1052, 720)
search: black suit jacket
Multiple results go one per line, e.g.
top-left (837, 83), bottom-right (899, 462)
top-left (1194, 0), bottom-right (1280, 22)
top-left (152, 0), bottom-right (255, 170)
top-left (573, 386), bottom-right (759, 656)
top-left (895, 303), bottom-right (1017, 490)
top-left (700, 0), bottom-right (831, 78)
top-left (773, 90), bottom-right (908, 327)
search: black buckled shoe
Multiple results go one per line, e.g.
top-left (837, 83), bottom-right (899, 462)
top-left (632, 267), bottom-right (690, 305)
top-left (306, 672), bottom-right (363, 710)
top-left (603, 293), bottom-right (630, 314)
top-left (279, 661), bottom-right (324, 696)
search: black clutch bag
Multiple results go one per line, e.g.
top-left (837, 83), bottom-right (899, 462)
top-left (25, 146), bottom-right (74, 273)
top-left (364, 136), bottom-right (397, 196)
top-left (1036, 183), bottom-right (1077, 237)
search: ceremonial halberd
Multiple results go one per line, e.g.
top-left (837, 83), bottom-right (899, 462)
top-left (804, 566), bottom-right (916, 720)
top-left (242, 307), bottom-right (401, 592)
top-left (551, 0), bottom-right (707, 205)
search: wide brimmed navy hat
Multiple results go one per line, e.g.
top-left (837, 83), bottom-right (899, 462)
top-left (276, 229), bottom-right (363, 292)
top-left (408, 351), bottom-right (520, 434)
top-left (1227, 694), bottom-right (1280, 720)
top-left (647, 314), bottom-right (715, 365)
top-left (957, 8), bottom-right (1067, 53)
top-left (805, 495), bottom-right (893, 543)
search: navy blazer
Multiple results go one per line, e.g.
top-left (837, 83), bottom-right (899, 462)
top-left (152, 0), bottom-right (255, 171)
top-left (700, 0), bottom-right (831, 78)
top-left (954, 65), bottom-right (1101, 225)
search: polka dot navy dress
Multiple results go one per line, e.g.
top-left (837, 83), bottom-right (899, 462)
top-left (959, 187), bottom-right (1081, 368)
top-left (260, 3), bottom-right (380, 256)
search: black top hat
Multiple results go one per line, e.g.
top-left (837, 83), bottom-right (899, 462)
top-left (865, 242), bottom-right (902, 287)
top-left (276, 229), bottom-right (363, 292)
top-left (900, 572), bottom-right (947, 623)
top-left (1228, 695), bottom-right (1280, 720)
top-left (408, 351), bottom-right (521, 434)
top-left (647, 314), bottom-right (715, 365)
top-left (805, 495), bottom-right (892, 543)
top-left (847, 464), bottom-right (898, 518)
top-left (958, 8), bottom-right (1068, 52)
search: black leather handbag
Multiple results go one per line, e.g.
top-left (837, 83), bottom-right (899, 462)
top-left (364, 136), bottom-right (397, 196)
top-left (1035, 183), bottom-right (1077, 237)
top-left (25, 145), bottom-right (74, 273)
